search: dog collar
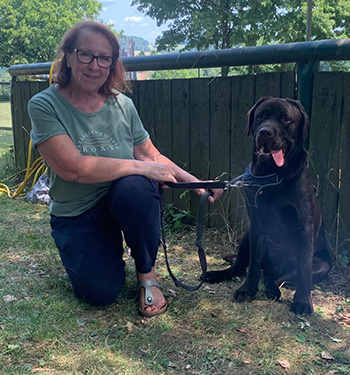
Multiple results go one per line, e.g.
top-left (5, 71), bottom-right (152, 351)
top-left (242, 163), bottom-right (284, 207)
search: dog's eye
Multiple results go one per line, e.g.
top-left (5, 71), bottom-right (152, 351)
top-left (256, 113), bottom-right (265, 121)
top-left (283, 116), bottom-right (292, 124)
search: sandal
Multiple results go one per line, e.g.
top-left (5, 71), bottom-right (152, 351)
top-left (137, 280), bottom-right (168, 318)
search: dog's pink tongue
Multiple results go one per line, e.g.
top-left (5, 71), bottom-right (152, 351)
top-left (270, 149), bottom-right (284, 167)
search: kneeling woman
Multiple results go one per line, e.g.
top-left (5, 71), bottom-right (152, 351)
top-left (28, 21), bottom-right (222, 317)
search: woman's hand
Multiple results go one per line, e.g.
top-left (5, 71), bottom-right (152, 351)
top-left (142, 162), bottom-right (177, 184)
top-left (134, 139), bottom-right (224, 201)
top-left (193, 184), bottom-right (224, 204)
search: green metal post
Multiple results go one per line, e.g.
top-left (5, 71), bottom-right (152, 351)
top-left (297, 61), bottom-right (318, 149)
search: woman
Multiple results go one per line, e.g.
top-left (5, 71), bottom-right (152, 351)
top-left (28, 21), bottom-right (222, 317)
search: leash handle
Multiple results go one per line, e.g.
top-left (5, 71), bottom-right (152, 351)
top-left (161, 190), bottom-right (212, 291)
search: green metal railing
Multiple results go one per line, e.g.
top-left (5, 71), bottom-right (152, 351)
top-left (8, 38), bottom-right (350, 119)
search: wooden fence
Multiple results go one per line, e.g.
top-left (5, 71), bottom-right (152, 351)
top-left (10, 71), bottom-right (350, 255)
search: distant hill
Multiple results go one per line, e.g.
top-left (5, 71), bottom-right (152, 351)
top-left (118, 35), bottom-right (152, 53)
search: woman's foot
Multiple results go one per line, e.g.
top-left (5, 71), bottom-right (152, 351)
top-left (137, 268), bottom-right (168, 318)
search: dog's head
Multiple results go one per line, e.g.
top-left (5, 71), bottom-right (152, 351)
top-left (246, 97), bottom-right (309, 170)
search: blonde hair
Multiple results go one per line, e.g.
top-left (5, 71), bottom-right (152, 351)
top-left (53, 21), bottom-right (130, 95)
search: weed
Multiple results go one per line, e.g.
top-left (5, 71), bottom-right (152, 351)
top-left (163, 203), bottom-right (194, 233)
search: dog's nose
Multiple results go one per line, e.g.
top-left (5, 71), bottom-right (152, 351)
top-left (259, 126), bottom-right (274, 138)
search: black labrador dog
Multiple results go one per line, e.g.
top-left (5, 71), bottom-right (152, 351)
top-left (206, 97), bottom-right (333, 315)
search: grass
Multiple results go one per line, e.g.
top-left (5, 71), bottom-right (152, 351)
top-left (0, 101), bottom-right (16, 185)
top-left (1, 122), bottom-right (350, 374)
top-left (0, 101), bottom-right (12, 129)
top-left (0, 101), bottom-right (13, 152)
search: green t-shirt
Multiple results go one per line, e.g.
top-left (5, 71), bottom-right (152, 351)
top-left (28, 85), bottom-right (149, 217)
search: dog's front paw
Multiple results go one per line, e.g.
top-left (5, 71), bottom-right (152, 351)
top-left (204, 268), bottom-right (233, 284)
top-left (205, 271), bottom-right (225, 284)
top-left (233, 285), bottom-right (257, 302)
top-left (291, 292), bottom-right (314, 315)
top-left (205, 271), bottom-right (224, 284)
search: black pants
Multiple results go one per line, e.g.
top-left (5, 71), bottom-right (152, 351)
top-left (50, 175), bottom-right (161, 305)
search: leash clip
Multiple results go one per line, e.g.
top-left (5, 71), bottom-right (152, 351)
top-left (228, 174), bottom-right (245, 189)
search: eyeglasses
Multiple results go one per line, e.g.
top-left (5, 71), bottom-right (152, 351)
top-left (73, 49), bottom-right (114, 68)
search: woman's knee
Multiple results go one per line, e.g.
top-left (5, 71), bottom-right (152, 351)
top-left (108, 175), bottom-right (160, 215)
top-left (72, 273), bottom-right (126, 306)
top-left (110, 175), bottom-right (159, 202)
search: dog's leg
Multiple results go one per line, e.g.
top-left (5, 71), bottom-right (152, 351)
top-left (276, 257), bottom-right (331, 286)
top-left (205, 232), bottom-right (250, 284)
top-left (262, 250), bottom-right (281, 300)
top-left (313, 223), bottom-right (333, 282)
top-left (291, 226), bottom-right (314, 315)
top-left (311, 257), bottom-right (332, 283)
top-left (233, 230), bottom-right (262, 302)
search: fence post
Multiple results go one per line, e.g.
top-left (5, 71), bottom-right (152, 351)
top-left (297, 61), bottom-right (318, 149)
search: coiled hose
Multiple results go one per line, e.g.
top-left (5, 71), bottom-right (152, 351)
top-left (0, 62), bottom-right (56, 198)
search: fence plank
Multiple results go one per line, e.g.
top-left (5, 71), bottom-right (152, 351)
top-left (209, 77), bottom-right (231, 227)
top-left (11, 79), bottom-right (29, 168)
top-left (154, 80), bottom-right (172, 204)
top-left (309, 72), bottom-right (344, 252)
top-left (281, 71), bottom-right (297, 99)
top-left (190, 78), bottom-right (210, 221)
top-left (137, 80), bottom-right (155, 141)
top-left (255, 72), bottom-right (281, 99)
top-left (127, 81), bottom-right (139, 109)
top-left (230, 75), bottom-right (256, 232)
top-left (30, 80), bottom-right (49, 162)
top-left (338, 73), bottom-right (350, 255)
top-left (171, 79), bottom-right (190, 211)
top-left (11, 79), bottom-right (23, 168)
top-left (20, 81), bottom-right (32, 163)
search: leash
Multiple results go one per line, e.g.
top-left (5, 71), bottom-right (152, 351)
top-left (161, 166), bottom-right (285, 291)
top-left (161, 190), bottom-right (211, 291)
top-left (165, 174), bottom-right (245, 191)
top-left (161, 174), bottom-right (244, 291)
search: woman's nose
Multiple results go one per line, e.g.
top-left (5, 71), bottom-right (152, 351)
top-left (88, 57), bottom-right (99, 69)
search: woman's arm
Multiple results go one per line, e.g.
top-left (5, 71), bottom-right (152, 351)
top-left (134, 138), bottom-right (200, 183)
top-left (134, 139), bottom-right (223, 203)
top-left (37, 135), bottom-right (177, 184)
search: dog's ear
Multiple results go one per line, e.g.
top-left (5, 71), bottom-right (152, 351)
top-left (286, 99), bottom-right (310, 142)
top-left (246, 97), bottom-right (270, 136)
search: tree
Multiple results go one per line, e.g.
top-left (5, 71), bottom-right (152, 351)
top-left (0, 0), bottom-right (103, 67)
top-left (132, 0), bottom-right (349, 54)
top-left (0, 68), bottom-right (11, 81)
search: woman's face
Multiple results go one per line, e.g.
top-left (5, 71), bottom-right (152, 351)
top-left (67, 29), bottom-right (113, 94)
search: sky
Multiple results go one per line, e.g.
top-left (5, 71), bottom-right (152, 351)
top-left (99, 0), bottom-right (168, 45)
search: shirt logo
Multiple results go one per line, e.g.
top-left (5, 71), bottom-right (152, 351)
top-left (77, 131), bottom-right (119, 154)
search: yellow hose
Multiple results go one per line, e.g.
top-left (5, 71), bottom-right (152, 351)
top-left (0, 61), bottom-right (57, 198)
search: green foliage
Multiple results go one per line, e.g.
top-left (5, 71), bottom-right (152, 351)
top-left (164, 203), bottom-right (193, 233)
top-left (0, 69), bottom-right (10, 100)
top-left (152, 69), bottom-right (199, 79)
top-left (0, 68), bottom-right (11, 81)
top-left (132, 0), bottom-right (350, 54)
top-left (0, 84), bottom-right (10, 100)
top-left (0, 0), bottom-right (103, 67)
